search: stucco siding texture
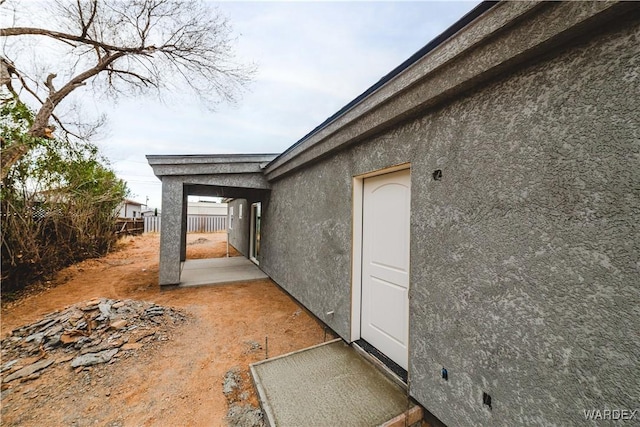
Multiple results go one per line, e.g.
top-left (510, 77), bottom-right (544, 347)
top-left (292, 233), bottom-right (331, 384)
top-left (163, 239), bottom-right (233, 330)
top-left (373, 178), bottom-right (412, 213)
top-left (159, 176), bottom-right (186, 284)
top-left (228, 199), bottom-right (249, 257)
top-left (407, 19), bottom-right (639, 427)
top-left (261, 16), bottom-right (639, 427)
top-left (262, 156), bottom-right (356, 333)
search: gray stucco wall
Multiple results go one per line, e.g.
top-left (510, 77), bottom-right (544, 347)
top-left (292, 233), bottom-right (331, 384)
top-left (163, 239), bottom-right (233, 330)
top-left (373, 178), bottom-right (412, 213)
top-left (228, 199), bottom-right (249, 257)
top-left (260, 15), bottom-right (639, 427)
top-left (158, 176), bottom-right (188, 285)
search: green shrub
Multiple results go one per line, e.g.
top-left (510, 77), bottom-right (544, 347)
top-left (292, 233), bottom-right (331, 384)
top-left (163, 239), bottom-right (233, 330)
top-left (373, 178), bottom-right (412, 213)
top-left (1, 95), bottom-right (127, 293)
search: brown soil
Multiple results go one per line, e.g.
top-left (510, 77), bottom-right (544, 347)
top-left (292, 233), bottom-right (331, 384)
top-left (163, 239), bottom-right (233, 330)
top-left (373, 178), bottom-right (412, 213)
top-left (1, 233), bottom-right (329, 426)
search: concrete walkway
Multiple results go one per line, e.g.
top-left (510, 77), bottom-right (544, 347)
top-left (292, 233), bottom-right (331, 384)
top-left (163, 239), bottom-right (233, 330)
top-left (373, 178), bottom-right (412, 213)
top-left (251, 339), bottom-right (419, 426)
top-left (179, 257), bottom-right (268, 287)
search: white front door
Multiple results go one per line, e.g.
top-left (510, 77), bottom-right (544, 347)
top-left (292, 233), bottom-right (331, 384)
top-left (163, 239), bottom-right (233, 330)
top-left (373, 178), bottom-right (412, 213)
top-left (361, 169), bottom-right (410, 370)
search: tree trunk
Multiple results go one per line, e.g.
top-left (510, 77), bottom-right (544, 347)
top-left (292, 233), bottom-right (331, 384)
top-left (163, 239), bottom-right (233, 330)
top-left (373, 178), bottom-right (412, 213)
top-left (0, 142), bottom-right (29, 181)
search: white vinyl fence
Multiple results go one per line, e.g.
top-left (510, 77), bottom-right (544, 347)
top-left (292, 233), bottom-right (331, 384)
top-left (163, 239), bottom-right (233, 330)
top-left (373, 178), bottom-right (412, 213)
top-left (144, 215), bottom-right (227, 233)
top-left (144, 216), bottom-right (160, 233)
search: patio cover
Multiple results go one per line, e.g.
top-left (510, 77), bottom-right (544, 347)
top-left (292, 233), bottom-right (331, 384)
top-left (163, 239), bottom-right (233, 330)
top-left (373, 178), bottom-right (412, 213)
top-left (147, 154), bottom-right (278, 285)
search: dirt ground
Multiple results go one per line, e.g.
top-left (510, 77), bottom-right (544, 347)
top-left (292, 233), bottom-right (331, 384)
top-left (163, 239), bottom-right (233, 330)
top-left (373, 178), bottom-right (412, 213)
top-left (1, 233), bottom-right (329, 426)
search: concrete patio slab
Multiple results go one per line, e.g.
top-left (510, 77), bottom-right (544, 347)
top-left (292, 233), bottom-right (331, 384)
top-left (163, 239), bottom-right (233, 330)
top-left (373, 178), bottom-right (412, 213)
top-left (250, 339), bottom-right (415, 427)
top-left (179, 257), bottom-right (268, 287)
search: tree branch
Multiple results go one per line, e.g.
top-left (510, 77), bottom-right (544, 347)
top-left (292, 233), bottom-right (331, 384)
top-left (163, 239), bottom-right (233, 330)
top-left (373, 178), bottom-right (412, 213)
top-left (29, 51), bottom-right (126, 138)
top-left (0, 27), bottom-right (152, 53)
top-left (45, 73), bottom-right (57, 94)
top-left (1, 0), bottom-right (254, 175)
top-left (108, 68), bottom-right (155, 86)
top-left (79, 0), bottom-right (98, 39)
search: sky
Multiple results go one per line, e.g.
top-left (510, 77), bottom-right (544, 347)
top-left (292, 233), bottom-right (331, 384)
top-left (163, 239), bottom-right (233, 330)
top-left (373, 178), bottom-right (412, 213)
top-left (4, 1), bottom-right (482, 209)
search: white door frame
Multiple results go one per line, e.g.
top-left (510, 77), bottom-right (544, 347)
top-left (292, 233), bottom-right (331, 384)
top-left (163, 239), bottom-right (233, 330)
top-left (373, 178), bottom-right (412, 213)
top-left (249, 202), bottom-right (260, 265)
top-left (351, 163), bottom-right (411, 342)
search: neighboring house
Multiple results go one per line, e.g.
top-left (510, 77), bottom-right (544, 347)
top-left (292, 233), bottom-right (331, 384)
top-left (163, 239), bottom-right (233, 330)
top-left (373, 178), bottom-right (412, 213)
top-left (140, 208), bottom-right (157, 217)
top-left (35, 188), bottom-right (68, 204)
top-left (31, 189), bottom-right (69, 219)
top-left (148, 2), bottom-right (639, 426)
top-left (117, 199), bottom-right (143, 219)
top-left (187, 201), bottom-right (227, 216)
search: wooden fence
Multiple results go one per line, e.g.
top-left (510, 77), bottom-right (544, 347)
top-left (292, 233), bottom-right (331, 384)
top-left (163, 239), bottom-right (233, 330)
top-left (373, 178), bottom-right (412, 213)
top-left (115, 218), bottom-right (145, 236)
top-left (143, 214), bottom-right (227, 233)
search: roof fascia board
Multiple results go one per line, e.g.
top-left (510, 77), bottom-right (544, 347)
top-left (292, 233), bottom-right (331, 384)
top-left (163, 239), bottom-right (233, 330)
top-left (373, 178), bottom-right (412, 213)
top-left (263, 1), bottom-right (626, 181)
top-left (150, 163), bottom-right (264, 176)
top-left (146, 154), bottom-right (279, 178)
top-left (147, 153), bottom-right (278, 167)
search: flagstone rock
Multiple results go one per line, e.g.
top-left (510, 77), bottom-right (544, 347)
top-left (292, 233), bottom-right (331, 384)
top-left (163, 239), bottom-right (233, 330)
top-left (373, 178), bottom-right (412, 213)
top-left (56, 355), bottom-right (75, 364)
top-left (1, 298), bottom-right (188, 384)
top-left (24, 332), bottom-right (45, 344)
top-left (3, 359), bottom-right (54, 383)
top-left (1, 360), bottom-right (19, 373)
top-left (109, 319), bottom-right (128, 330)
top-left (99, 302), bottom-right (113, 318)
top-left (71, 349), bottom-right (119, 368)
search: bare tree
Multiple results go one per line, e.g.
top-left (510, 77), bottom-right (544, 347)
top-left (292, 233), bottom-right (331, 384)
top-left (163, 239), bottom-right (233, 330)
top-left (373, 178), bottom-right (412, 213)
top-left (0, 0), bottom-right (254, 179)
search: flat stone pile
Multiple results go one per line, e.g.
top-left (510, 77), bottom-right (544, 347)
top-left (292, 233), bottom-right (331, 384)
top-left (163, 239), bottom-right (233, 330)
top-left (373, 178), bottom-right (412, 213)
top-left (1, 298), bottom-right (188, 386)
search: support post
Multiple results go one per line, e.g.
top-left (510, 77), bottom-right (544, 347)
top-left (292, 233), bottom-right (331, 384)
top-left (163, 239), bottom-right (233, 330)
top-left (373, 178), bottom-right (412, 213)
top-left (180, 190), bottom-right (188, 262)
top-left (159, 177), bottom-right (185, 285)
